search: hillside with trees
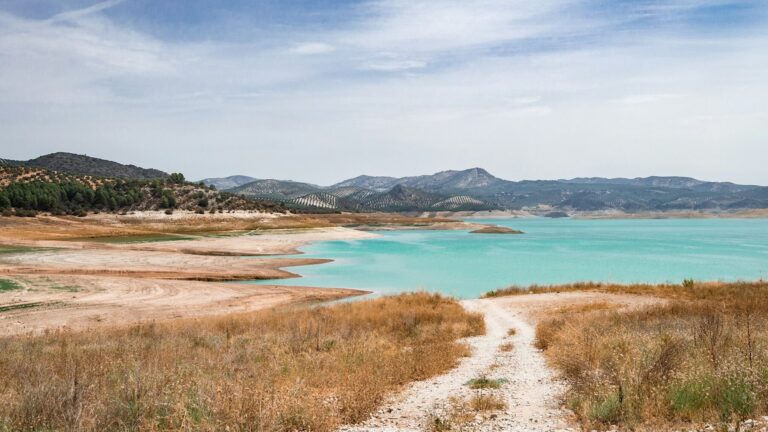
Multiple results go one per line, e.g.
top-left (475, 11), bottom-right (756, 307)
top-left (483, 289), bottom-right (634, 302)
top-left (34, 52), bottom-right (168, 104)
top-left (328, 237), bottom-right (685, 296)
top-left (3, 152), bottom-right (168, 179)
top-left (0, 166), bottom-right (285, 217)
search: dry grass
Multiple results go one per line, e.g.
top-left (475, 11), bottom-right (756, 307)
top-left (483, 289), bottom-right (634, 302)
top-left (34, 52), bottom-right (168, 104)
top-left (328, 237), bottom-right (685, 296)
top-left (426, 394), bottom-right (506, 432)
top-left (533, 283), bottom-right (768, 430)
top-left (506, 328), bottom-right (516, 336)
top-left (483, 280), bottom-right (768, 302)
top-left (469, 394), bottom-right (507, 412)
top-left (499, 342), bottom-right (514, 352)
top-left (0, 292), bottom-right (484, 431)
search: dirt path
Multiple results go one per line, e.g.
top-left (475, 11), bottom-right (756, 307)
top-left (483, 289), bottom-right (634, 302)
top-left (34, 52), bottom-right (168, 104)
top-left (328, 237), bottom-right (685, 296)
top-left (340, 292), bottom-right (663, 432)
top-left (340, 298), bottom-right (576, 432)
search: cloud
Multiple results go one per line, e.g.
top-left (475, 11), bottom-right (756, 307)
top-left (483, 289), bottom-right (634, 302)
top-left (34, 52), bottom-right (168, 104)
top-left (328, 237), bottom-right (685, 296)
top-left (48, 0), bottom-right (127, 23)
top-left (0, 1), bottom-right (767, 184)
top-left (620, 94), bottom-right (685, 105)
top-left (361, 59), bottom-right (427, 71)
top-left (290, 42), bottom-right (335, 55)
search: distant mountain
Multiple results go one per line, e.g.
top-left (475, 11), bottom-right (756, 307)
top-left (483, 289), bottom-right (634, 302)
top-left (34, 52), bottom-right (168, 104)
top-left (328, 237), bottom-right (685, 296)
top-left (562, 176), bottom-right (753, 193)
top-left (7, 152), bottom-right (168, 179)
top-left (199, 175), bottom-right (257, 190)
top-left (332, 168), bottom-right (504, 193)
top-left (331, 175), bottom-right (399, 191)
top-left (199, 168), bottom-right (768, 213)
top-left (229, 179), bottom-right (323, 200)
top-left (398, 168), bottom-right (506, 192)
top-left (231, 177), bottom-right (494, 212)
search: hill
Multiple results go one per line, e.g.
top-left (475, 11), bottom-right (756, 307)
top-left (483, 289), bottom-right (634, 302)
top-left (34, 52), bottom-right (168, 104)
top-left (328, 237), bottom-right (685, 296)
top-left (229, 179), bottom-right (324, 200)
top-left (199, 175), bottom-right (257, 190)
top-left (229, 178), bottom-right (495, 212)
top-left (330, 168), bottom-right (504, 193)
top-left (0, 165), bottom-right (285, 216)
top-left (4, 152), bottom-right (168, 179)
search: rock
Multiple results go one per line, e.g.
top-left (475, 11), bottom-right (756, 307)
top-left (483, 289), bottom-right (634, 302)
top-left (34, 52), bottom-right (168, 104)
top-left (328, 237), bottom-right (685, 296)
top-left (470, 226), bottom-right (524, 234)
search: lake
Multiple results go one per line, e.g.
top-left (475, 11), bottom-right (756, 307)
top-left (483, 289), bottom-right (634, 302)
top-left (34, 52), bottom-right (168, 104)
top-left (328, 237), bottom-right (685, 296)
top-left (251, 218), bottom-right (768, 298)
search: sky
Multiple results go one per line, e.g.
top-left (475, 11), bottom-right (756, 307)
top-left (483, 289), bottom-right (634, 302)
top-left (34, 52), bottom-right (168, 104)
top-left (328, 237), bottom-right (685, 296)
top-left (0, 0), bottom-right (767, 185)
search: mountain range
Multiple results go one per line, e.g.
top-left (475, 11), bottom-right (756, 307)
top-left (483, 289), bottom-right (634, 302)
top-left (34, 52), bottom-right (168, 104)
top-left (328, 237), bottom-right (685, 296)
top-left (4, 153), bottom-right (767, 213)
top-left (204, 168), bottom-right (768, 213)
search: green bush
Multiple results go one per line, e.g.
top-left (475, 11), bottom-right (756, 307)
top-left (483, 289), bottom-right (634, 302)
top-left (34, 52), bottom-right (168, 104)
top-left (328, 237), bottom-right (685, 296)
top-left (717, 375), bottom-right (755, 423)
top-left (670, 377), bottom-right (711, 416)
top-left (169, 173), bottom-right (185, 184)
top-left (590, 394), bottom-right (622, 423)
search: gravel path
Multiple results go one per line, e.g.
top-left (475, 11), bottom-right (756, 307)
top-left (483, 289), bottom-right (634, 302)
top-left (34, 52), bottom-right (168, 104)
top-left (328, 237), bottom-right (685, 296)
top-left (339, 298), bottom-right (576, 432)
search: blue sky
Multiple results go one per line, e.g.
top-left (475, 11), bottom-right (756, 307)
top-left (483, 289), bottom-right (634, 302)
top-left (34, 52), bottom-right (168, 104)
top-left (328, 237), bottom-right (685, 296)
top-left (1, 0), bottom-right (767, 184)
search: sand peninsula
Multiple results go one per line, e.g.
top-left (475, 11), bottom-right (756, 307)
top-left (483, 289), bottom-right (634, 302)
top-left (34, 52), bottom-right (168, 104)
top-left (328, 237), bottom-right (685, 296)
top-left (0, 211), bottom-right (490, 335)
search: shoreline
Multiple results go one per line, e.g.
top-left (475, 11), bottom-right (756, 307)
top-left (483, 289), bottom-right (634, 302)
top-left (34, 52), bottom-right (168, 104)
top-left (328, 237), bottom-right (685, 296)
top-left (0, 213), bottom-right (480, 335)
top-left (434, 208), bottom-right (768, 220)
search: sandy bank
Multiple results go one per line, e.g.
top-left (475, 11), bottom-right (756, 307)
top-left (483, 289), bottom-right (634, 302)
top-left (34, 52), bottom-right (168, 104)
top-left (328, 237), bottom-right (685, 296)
top-left (0, 274), bottom-right (365, 336)
top-left (0, 215), bottom-right (392, 335)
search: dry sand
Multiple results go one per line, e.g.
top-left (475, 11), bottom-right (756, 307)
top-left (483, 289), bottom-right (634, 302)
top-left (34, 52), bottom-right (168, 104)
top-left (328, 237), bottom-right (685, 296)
top-left (0, 212), bottom-right (484, 335)
top-left (0, 275), bottom-right (363, 336)
top-left (0, 215), bottom-right (388, 335)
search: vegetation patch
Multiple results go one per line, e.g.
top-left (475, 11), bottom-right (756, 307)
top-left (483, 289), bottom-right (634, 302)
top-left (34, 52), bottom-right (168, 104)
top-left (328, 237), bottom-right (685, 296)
top-left (0, 279), bottom-right (22, 292)
top-left (532, 284), bottom-right (768, 430)
top-left (468, 394), bottom-right (507, 412)
top-left (49, 284), bottom-right (80, 293)
top-left (0, 292), bottom-right (484, 431)
top-left (0, 166), bottom-right (286, 216)
top-left (483, 280), bottom-right (768, 302)
top-left (466, 376), bottom-right (508, 390)
top-left (0, 301), bottom-right (61, 313)
top-left (0, 245), bottom-right (38, 255)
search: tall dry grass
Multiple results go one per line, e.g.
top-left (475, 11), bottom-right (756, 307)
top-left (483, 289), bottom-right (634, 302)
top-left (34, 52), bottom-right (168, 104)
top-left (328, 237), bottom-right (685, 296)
top-left (0, 292), bottom-right (484, 431)
top-left (533, 283), bottom-right (768, 430)
top-left (484, 280), bottom-right (768, 302)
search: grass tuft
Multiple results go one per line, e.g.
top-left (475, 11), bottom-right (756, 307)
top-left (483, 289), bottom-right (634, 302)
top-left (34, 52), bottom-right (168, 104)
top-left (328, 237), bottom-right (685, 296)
top-left (465, 376), bottom-right (508, 390)
top-left (469, 394), bottom-right (506, 412)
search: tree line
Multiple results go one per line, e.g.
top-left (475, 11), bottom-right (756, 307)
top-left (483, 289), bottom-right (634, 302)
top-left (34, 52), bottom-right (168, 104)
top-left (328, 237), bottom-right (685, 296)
top-left (0, 174), bottom-right (188, 216)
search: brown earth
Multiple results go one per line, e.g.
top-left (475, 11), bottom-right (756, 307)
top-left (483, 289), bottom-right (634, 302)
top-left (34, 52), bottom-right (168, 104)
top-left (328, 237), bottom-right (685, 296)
top-left (0, 212), bottom-right (477, 335)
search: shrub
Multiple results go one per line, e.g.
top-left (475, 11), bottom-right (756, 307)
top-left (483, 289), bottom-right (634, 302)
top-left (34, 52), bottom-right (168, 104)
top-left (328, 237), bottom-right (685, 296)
top-left (537, 293), bottom-right (768, 430)
top-left (466, 376), bottom-right (507, 389)
top-left (168, 173), bottom-right (185, 184)
top-left (589, 394), bottom-right (621, 423)
top-left (469, 394), bottom-right (506, 411)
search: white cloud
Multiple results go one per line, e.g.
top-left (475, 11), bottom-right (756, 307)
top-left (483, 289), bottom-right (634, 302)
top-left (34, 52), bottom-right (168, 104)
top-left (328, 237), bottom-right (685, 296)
top-left (48, 0), bottom-right (127, 23)
top-left (0, 1), bottom-right (767, 184)
top-left (362, 59), bottom-right (426, 71)
top-left (290, 42), bottom-right (335, 55)
top-left (620, 94), bottom-right (685, 105)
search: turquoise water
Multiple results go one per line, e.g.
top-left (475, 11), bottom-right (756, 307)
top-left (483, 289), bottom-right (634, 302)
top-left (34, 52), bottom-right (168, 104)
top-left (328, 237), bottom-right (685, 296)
top-left (251, 218), bottom-right (768, 298)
